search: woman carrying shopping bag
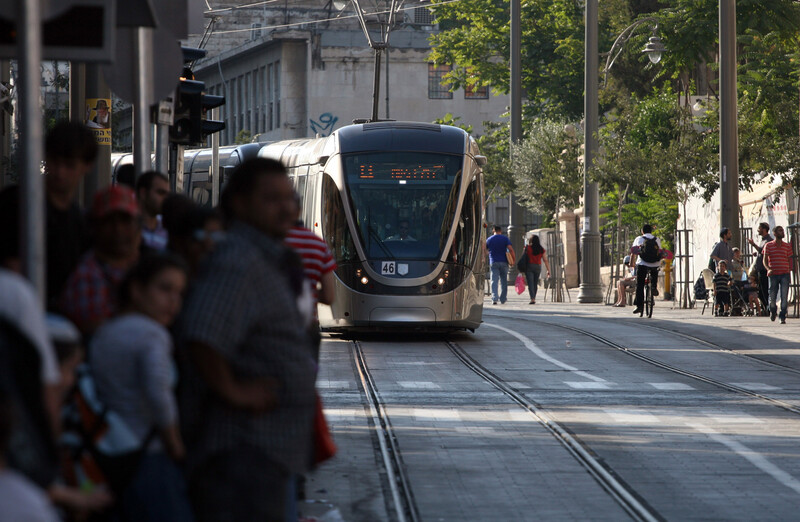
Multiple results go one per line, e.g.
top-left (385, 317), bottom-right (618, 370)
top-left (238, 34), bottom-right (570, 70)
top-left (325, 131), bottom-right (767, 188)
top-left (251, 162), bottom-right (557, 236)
top-left (520, 235), bottom-right (551, 304)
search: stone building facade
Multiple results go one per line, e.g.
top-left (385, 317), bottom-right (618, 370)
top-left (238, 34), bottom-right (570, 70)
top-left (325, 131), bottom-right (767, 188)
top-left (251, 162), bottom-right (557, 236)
top-left (184, 0), bottom-right (509, 144)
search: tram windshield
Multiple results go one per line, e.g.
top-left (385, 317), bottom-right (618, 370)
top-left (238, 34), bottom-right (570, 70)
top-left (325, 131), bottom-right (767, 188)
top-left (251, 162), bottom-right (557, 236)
top-left (343, 151), bottom-right (463, 261)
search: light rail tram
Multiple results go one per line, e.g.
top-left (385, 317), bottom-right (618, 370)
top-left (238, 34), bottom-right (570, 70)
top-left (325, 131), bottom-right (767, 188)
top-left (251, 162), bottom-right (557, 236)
top-left (259, 121), bottom-right (488, 332)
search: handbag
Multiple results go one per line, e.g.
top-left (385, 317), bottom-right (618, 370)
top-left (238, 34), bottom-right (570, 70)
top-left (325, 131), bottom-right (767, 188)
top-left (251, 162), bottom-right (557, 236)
top-left (516, 246), bottom-right (529, 272)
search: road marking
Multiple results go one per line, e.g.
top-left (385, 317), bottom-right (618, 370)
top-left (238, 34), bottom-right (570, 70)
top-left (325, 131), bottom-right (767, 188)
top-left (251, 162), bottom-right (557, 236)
top-left (412, 408), bottom-right (460, 421)
top-left (398, 381), bottom-right (441, 389)
top-left (322, 408), bottom-right (362, 421)
top-left (454, 426), bottom-right (497, 434)
top-left (729, 382), bottom-right (781, 391)
top-left (506, 381), bottom-right (533, 389)
top-left (484, 322), bottom-right (607, 383)
top-left (649, 382), bottom-right (695, 390)
top-left (316, 380), bottom-right (352, 389)
top-left (702, 411), bottom-right (764, 424)
top-left (605, 409), bottom-right (661, 424)
top-left (565, 381), bottom-right (611, 390)
top-left (688, 423), bottom-right (800, 494)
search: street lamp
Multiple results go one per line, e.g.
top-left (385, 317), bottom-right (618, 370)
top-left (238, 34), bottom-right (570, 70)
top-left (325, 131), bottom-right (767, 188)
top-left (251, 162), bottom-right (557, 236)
top-left (579, 6), bottom-right (665, 304)
top-left (643, 34), bottom-right (666, 64)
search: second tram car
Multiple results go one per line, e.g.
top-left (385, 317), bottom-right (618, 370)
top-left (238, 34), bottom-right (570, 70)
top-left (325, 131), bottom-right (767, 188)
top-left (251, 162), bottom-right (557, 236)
top-left (260, 121), bottom-right (487, 331)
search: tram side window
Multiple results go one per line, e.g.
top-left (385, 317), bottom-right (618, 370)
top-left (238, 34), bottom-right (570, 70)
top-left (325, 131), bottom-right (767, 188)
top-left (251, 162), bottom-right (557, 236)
top-left (322, 174), bottom-right (357, 263)
top-left (454, 179), bottom-right (480, 265)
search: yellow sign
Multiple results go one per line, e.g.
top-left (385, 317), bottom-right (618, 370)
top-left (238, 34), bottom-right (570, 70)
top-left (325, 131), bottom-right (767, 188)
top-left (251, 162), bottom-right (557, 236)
top-left (85, 98), bottom-right (111, 146)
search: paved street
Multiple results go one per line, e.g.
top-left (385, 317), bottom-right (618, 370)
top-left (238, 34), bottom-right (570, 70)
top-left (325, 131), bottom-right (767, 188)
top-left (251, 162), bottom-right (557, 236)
top-left (305, 293), bottom-right (800, 521)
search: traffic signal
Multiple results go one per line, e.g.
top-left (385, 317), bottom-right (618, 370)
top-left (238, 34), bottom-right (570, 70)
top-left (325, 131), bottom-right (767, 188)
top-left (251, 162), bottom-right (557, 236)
top-left (169, 78), bottom-right (203, 145)
top-left (201, 93), bottom-right (225, 140)
top-left (169, 47), bottom-right (226, 145)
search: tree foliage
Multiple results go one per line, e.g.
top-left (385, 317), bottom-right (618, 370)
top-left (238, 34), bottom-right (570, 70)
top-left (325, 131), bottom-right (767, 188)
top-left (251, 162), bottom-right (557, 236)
top-left (509, 119), bottom-right (582, 221)
top-left (428, 0), bottom-right (800, 229)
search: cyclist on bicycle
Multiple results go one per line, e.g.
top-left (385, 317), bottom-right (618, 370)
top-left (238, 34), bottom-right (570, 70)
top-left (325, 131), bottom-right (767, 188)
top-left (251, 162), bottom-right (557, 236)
top-left (630, 224), bottom-right (663, 315)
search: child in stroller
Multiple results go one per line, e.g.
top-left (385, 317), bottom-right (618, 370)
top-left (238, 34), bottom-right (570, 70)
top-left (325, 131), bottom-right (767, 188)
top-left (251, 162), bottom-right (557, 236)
top-left (742, 275), bottom-right (762, 316)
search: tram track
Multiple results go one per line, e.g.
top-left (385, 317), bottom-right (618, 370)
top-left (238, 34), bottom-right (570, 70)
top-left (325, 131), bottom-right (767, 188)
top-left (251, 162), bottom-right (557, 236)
top-left (444, 341), bottom-right (662, 522)
top-left (352, 340), bottom-right (420, 522)
top-left (351, 337), bottom-right (662, 522)
top-left (621, 320), bottom-right (800, 377)
top-left (517, 316), bottom-right (800, 417)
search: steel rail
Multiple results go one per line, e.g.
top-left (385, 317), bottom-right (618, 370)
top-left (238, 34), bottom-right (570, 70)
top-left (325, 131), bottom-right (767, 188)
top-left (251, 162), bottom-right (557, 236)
top-left (521, 317), bottom-right (800, 417)
top-left (351, 341), bottom-right (420, 522)
top-left (623, 320), bottom-right (800, 377)
top-left (445, 340), bottom-right (662, 522)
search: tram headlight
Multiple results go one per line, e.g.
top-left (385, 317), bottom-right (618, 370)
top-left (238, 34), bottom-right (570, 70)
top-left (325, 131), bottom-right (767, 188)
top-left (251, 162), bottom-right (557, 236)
top-left (437, 277), bottom-right (445, 285)
top-left (360, 276), bottom-right (369, 285)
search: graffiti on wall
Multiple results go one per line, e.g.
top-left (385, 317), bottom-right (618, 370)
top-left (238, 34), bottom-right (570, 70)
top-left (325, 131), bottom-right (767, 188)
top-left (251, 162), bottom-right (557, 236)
top-left (310, 112), bottom-right (339, 136)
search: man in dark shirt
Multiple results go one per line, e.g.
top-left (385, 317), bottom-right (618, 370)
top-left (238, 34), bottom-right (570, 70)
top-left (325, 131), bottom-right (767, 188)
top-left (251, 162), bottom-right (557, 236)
top-left (0, 122), bottom-right (97, 311)
top-left (44, 122), bottom-right (97, 310)
top-left (747, 222), bottom-right (773, 314)
top-left (179, 158), bottom-right (315, 521)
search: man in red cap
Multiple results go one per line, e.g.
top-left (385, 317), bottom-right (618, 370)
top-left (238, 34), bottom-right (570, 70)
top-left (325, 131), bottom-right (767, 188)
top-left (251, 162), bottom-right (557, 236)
top-left (60, 186), bottom-right (142, 336)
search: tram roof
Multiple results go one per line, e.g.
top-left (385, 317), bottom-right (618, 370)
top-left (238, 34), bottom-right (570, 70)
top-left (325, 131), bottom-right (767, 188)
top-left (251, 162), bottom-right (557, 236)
top-left (336, 122), bottom-right (467, 155)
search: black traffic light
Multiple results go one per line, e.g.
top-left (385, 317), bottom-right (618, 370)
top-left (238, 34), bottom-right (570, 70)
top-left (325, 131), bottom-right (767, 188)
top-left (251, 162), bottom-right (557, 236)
top-left (170, 78), bottom-right (204, 145)
top-left (201, 93), bottom-right (226, 140)
top-left (169, 47), bottom-right (226, 146)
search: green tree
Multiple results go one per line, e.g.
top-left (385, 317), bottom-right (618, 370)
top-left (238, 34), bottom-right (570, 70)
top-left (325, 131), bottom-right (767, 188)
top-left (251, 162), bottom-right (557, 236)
top-left (509, 119), bottom-right (582, 224)
top-left (433, 114), bottom-right (513, 202)
top-left (428, 0), bottom-right (588, 119)
top-left (234, 129), bottom-right (253, 144)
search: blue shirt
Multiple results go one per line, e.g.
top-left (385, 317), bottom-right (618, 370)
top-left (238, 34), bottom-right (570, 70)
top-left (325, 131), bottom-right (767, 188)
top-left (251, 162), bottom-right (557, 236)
top-left (486, 233), bottom-right (512, 264)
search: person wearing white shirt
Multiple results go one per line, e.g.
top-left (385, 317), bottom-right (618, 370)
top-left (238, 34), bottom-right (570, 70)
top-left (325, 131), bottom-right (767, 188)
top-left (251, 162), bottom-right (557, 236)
top-left (629, 224), bottom-right (663, 314)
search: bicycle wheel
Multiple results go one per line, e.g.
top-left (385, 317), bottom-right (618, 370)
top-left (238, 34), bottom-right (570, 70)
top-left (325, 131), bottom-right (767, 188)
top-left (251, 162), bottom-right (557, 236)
top-left (645, 285), bottom-right (653, 318)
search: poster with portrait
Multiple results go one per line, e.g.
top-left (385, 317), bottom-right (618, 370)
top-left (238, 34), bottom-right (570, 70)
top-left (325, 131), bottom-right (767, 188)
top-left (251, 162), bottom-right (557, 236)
top-left (85, 98), bottom-right (111, 146)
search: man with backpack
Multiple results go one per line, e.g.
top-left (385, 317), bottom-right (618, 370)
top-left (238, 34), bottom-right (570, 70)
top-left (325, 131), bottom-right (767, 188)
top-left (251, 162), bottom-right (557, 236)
top-left (630, 224), bottom-right (663, 315)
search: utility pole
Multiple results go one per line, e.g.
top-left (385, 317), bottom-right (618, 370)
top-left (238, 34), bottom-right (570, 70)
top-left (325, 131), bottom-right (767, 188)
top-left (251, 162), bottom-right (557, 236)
top-left (719, 0), bottom-right (739, 246)
top-left (84, 65), bottom-right (112, 201)
top-left (19, 0), bottom-right (45, 302)
top-left (508, 0), bottom-right (525, 282)
top-left (577, 0), bottom-right (603, 303)
top-left (133, 27), bottom-right (154, 178)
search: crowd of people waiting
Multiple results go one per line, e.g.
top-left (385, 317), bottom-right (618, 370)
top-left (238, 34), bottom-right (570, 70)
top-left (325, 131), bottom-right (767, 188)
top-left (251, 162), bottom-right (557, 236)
top-left (0, 120), bottom-right (337, 521)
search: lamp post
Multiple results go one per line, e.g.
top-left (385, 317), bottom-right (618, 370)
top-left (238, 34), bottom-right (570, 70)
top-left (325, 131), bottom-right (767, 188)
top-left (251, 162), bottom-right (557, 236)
top-left (579, 4), bottom-right (666, 304)
top-left (577, 0), bottom-right (603, 303)
top-left (719, 0), bottom-right (739, 246)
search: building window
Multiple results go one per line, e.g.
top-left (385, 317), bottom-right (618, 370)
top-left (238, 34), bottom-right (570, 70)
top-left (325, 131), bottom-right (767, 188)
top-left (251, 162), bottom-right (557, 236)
top-left (267, 63), bottom-right (274, 130)
top-left (251, 23), bottom-right (262, 40)
top-left (414, 7), bottom-right (434, 25)
top-left (428, 64), bottom-right (452, 99)
top-left (274, 61), bottom-right (280, 129)
top-left (465, 82), bottom-right (488, 99)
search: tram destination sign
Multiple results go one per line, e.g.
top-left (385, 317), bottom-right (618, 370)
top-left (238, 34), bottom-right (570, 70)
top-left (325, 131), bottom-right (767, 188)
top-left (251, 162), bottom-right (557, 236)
top-left (358, 163), bottom-right (447, 181)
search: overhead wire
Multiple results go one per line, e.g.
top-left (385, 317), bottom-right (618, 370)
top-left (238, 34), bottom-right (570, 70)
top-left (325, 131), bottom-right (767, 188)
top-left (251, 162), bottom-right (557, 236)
top-left (205, 0), bottom-right (283, 15)
top-left (196, 0), bottom-right (465, 37)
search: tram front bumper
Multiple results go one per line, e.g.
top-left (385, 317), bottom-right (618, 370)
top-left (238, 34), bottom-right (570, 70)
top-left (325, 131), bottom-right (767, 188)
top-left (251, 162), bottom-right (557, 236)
top-left (369, 307), bottom-right (436, 324)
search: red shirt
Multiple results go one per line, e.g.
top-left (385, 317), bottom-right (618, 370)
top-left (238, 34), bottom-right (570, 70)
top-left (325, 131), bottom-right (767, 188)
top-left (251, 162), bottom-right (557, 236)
top-left (285, 225), bottom-right (337, 304)
top-left (763, 240), bottom-right (793, 275)
top-left (524, 245), bottom-right (546, 265)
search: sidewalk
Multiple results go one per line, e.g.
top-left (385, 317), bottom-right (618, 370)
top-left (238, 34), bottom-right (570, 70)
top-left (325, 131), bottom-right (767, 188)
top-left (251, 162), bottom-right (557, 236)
top-left (484, 288), bottom-right (800, 347)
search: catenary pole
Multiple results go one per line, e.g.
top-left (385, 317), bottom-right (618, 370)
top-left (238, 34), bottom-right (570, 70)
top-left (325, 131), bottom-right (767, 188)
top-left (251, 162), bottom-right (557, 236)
top-left (719, 0), bottom-right (739, 246)
top-left (507, 0), bottom-right (525, 282)
top-left (133, 27), bottom-right (153, 178)
top-left (577, 0), bottom-right (603, 303)
top-left (19, 0), bottom-right (45, 302)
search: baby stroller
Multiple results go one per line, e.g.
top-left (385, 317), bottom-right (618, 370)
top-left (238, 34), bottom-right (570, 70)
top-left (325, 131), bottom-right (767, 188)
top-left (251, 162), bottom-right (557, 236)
top-left (730, 280), bottom-right (755, 316)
